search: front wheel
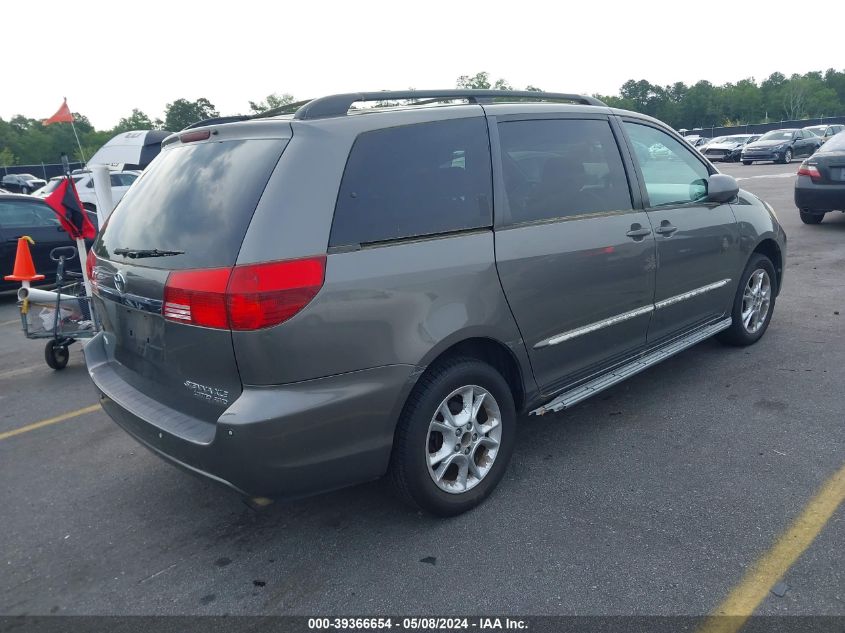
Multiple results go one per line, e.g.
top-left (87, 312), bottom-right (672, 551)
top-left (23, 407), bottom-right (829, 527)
top-left (717, 253), bottom-right (777, 347)
top-left (389, 357), bottom-right (516, 516)
top-left (44, 342), bottom-right (70, 370)
top-left (742, 160), bottom-right (752, 165)
top-left (800, 210), bottom-right (824, 224)
top-left (20, 186), bottom-right (29, 195)
top-left (779, 149), bottom-right (793, 164)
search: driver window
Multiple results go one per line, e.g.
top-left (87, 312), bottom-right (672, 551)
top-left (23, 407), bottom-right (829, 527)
top-left (623, 122), bottom-right (710, 207)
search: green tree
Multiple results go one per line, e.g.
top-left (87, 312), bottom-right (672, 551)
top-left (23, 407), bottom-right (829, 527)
top-left (248, 93), bottom-right (296, 114)
top-left (163, 97), bottom-right (219, 132)
top-left (456, 72), bottom-right (515, 90)
top-left (0, 146), bottom-right (16, 166)
top-left (112, 109), bottom-right (154, 134)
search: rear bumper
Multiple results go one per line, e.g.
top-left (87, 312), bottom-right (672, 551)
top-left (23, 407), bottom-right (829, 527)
top-left (794, 177), bottom-right (845, 212)
top-left (85, 332), bottom-right (416, 499)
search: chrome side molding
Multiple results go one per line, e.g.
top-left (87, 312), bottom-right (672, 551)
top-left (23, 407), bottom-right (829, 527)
top-left (534, 305), bottom-right (654, 349)
top-left (654, 279), bottom-right (731, 311)
top-left (535, 279), bottom-right (731, 349)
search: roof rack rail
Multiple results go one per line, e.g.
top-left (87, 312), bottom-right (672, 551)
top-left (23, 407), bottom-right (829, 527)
top-left (293, 90), bottom-right (607, 120)
top-left (181, 99), bottom-right (315, 130)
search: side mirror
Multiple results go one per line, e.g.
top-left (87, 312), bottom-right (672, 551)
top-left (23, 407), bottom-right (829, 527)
top-left (707, 174), bottom-right (739, 204)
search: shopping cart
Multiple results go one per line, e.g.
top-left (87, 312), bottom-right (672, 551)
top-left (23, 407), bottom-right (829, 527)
top-left (18, 245), bottom-right (99, 369)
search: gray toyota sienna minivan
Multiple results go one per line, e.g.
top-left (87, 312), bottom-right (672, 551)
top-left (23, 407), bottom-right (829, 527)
top-left (85, 90), bottom-right (786, 516)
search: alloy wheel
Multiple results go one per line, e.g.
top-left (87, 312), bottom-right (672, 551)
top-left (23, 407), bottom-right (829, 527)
top-left (741, 269), bottom-right (771, 334)
top-left (426, 385), bottom-right (502, 494)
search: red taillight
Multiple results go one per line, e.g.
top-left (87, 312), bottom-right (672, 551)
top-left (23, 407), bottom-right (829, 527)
top-left (162, 256), bottom-right (326, 331)
top-left (227, 256), bottom-right (326, 330)
top-left (85, 250), bottom-right (96, 286)
top-left (163, 268), bottom-right (231, 329)
top-left (798, 163), bottom-right (821, 180)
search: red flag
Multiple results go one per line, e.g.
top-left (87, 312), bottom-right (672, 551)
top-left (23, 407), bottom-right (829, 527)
top-left (43, 98), bottom-right (74, 126)
top-left (44, 176), bottom-right (96, 239)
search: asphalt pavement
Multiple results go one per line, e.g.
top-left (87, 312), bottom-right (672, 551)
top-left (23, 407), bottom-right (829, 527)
top-left (0, 160), bottom-right (842, 617)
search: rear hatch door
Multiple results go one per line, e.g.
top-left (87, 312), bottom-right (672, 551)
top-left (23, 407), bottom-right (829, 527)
top-left (91, 125), bottom-right (290, 424)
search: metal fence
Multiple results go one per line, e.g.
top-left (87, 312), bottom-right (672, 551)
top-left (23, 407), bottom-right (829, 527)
top-left (680, 115), bottom-right (845, 139)
top-left (1, 161), bottom-right (86, 181)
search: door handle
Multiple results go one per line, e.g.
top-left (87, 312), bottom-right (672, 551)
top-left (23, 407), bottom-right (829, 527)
top-left (626, 224), bottom-right (652, 239)
top-left (655, 222), bottom-right (678, 236)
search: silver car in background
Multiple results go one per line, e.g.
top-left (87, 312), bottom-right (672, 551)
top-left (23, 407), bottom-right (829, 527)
top-left (701, 134), bottom-right (761, 162)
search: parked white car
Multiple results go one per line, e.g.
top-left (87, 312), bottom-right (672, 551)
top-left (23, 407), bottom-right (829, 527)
top-left (33, 170), bottom-right (140, 211)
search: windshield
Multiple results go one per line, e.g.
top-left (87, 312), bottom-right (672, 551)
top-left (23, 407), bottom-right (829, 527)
top-left (710, 137), bottom-right (727, 144)
top-left (41, 176), bottom-right (84, 193)
top-left (804, 127), bottom-right (824, 136)
top-left (818, 132), bottom-right (845, 152)
top-left (759, 131), bottom-right (794, 142)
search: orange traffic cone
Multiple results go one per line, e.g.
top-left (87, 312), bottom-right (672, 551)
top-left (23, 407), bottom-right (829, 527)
top-left (4, 236), bottom-right (45, 282)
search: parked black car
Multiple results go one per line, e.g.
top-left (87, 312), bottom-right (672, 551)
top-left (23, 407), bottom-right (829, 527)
top-left (794, 131), bottom-right (845, 224)
top-left (741, 129), bottom-right (822, 165)
top-left (1, 173), bottom-right (47, 195)
top-left (0, 193), bottom-right (95, 290)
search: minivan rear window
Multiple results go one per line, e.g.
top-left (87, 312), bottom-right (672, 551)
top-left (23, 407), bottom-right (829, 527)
top-left (95, 139), bottom-right (286, 269)
top-left (330, 117), bottom-right (493, 247)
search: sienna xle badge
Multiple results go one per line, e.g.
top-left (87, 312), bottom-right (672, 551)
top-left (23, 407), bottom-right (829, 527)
top-left (85, 90), bottom-right (786, 516)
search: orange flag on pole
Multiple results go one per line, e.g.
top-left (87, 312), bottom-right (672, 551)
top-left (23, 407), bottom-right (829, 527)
top-left (43, 98), bottom-right (74, 125)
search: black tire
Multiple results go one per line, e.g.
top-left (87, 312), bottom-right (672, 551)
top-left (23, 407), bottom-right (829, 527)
top-left (778, 149), bottom-right (793, 164)
top-left (717, 253), bottom-right (777, 347)
top-left (389, 357), bottom-right (516, 516)
top-left (742, 160), bottom-right (752, 165)
top-left (20, 186), bottom-right (29, 195)
top-left (44, 342), bottom-right (69, 370)
top-left (799, 210), bottom-right (824, 225)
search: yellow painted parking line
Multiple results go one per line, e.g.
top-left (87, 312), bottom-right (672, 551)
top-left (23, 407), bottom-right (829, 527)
top-left (698, 462), bottom-right (845, 633)
top-left (0, 404), bottom-right (101, 442)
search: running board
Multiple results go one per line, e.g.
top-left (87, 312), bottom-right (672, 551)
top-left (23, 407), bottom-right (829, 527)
top-left (530, 317), bottom-right (732, 416)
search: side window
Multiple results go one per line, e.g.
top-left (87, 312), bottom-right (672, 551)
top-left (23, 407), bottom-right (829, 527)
top-left (29, 204), bottom-right (61, 227)
top-left (330, 117), bottom-right (492, 247)
top-left (86, 178), bottom-right (95, 188)
top-left (497, 119), bottom-right (632, 224)
top-left (0, 201), bottom-right (59, 228)
top-left (623, 122), bottom-right (710, 207)
top-left (110, 174), bottom-right (123, 187)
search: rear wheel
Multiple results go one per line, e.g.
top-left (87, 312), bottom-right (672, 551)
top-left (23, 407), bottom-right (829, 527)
top-left (389, 357), bottom-right (516, 516)
top-left (717, 253), bottom-right (777, 347)
top-left (799, 210), bottom-right (824, 224)
top-left (44, 342), bottom-right (69, 370)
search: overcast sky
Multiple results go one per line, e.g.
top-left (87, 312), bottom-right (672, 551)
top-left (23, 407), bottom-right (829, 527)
top-left (6, 0), bottom-right (839, 129)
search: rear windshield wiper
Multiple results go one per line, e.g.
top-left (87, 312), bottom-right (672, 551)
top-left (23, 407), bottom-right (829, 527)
top-left (113, 248), bottom-right (185, 259)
